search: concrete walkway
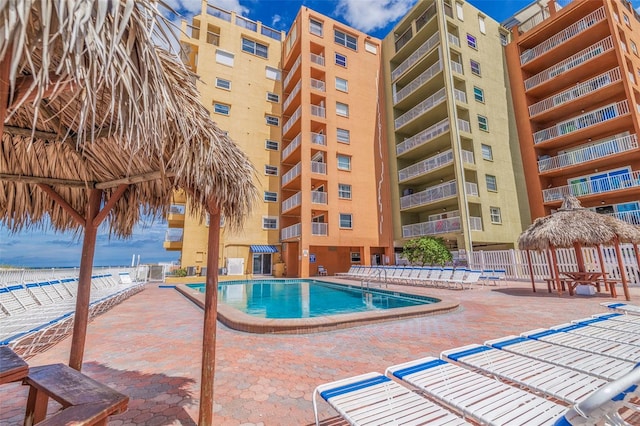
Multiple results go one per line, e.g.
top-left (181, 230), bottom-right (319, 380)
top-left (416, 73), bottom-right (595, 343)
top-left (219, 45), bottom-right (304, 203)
top-left (1, 279), bottom-right (637, 425)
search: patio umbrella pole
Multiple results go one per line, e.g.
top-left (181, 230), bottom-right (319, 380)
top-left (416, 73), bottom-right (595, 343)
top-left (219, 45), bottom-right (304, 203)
top-left (526, 250), bottom-right (536, 292)
top-left (573, 242), bottom-right (585, 272)
top-left (613, 238), bottom-right (630, 301)
top-left (200, 205), bottom-right (221, 426)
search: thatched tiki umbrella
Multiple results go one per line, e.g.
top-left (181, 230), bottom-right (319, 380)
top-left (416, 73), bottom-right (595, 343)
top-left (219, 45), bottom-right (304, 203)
top-left (1, 1), bottom-right (256, 424)
top-left (518, 196), bottom-right (640, 301)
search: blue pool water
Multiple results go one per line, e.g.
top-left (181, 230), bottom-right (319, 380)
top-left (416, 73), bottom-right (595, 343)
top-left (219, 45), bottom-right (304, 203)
top-left (187, 279), bottom-right (438, 319)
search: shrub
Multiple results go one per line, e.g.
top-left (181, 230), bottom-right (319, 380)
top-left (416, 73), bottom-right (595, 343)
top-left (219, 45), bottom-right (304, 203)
top-left (402, 236), bottom-right (452, 266)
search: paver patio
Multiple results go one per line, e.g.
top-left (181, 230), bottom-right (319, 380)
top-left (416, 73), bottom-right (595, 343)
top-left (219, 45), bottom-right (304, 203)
top-left (0, 278), bottom-right (638, 425)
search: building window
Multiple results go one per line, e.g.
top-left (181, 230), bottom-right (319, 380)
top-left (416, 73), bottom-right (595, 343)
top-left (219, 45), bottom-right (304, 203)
top-left (623, 13), bottom-right (630, 26)
top-left (456, 1), bottom-right (464, 20)
top-left (337, 154), bottom-right (351, 170)
top-left (470, 60), bottom-right (481, 76)
top-left (490, 207), bottom-right (502, 224)
top-left (467, 33), bottom-right (477, 49)
top-left (632, 40), bottom-right (639, 56)
top-left (336, 102), bottom-right (349, 117)
top-left (365, 41), bottom-right (378, 54)
top-left (481, 144), bottom-right (493, 161)
top-left (265, 66), bottom-right (281, 81)
top-left (473, 86), bottom-right (484, 103)
top-left (216, 78), bottom-right (231, 90)
top-left (335, 29), bottom-right (357, 50)
top-left (499, 32), bottom-right (508, 46)
top-left (213, 102), bottom-right (230, 115)
top-left (310, 18), bottom-right (323, 36)
top-left (264, 191), bottom-right (278, 202)
top-left (335, 53), bottom-right (347, 67)
top-left (265, 165), bottom-right (278, 176)
top-left (265, 139), bottom-right (279, 150)
top-left (262, 216), bottom-right (278, 229)
top-left (266, 115), bottom-right (279, 126)
top-left (267, 92), bottom-right (280, 103)
top-left (339, 213), bottom-right (353, 228)
top-left (478, 16), bottom-right (486, 34)
top-left (336, 128), bottom-right (350, 144)
top-left (350, 252), bottom-right (361, 263)
top-left (215, 50), bottom-right (234, 67)
top-left (242, 38), bottom-right (268, 58)
top-left (486, 175), bottom-right (497, 192)
top-left (335, 77), bottom-right (348, 92)
top-left (477, 115), bottom-right (489, 131)
top-left (338, 183), bottom-right (352, 199)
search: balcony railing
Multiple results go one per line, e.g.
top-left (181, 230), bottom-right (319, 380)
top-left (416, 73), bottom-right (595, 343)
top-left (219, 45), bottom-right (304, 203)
top-left (393, 60), bottom-right (442, 104)
top-left (465, 182), bottom-right (479, 196)
top-left (282, 81), bottom-right (301, 112)
top-left (447, 33), bottom-right (460, 47)
top-left (604, 210), bottom-right (640, 225)
top-left (164, 229), bottom-right (183, 242)
top-left (283, 57), bottom-right (301, 89)
top-left (281, 223), bottom-right (301, 240)
top-left (311, 161), bottom-right (326, 174)
top-left (520, 7), bottom-right (605, 65)
top-left (457, 118), bottom-right (471, 133)
top-left (312, 222), bottom-right (328, 236)
top-left (282, 162), bottom-right (301, 186)
top-left (311, 105), bottom-right (326, 118)
top-left (395, 87), bottom-right (446, 129)
top-left (518, 7), bottom-right (550, 34)
top-left (236, 15), bottom-right (257, 31)
top-left (533, 100), bottom-right (629, 145)
top-left (282, 192), bottom-right (301, 212)
top-left (207, 5), bottom-right (231, 22)
top-left (310, 53), bottom-right (325, 66)
top-left (400, 180), bottom-right (457, 210)
top-left (538, 134), bottom-right (638, 172)
top-left (402, 216), bottom-right (462, 237)
top-left (311, 132), bottom-right (326, 146)
top-left (391, 31), bottom-right (440, 81)
top-left (415, 2), bottom-right (436, 33)
top-left (398, 150), bottom-right (454, 182)
top-left (450, 60), bottom-right (463, 74)
top-left (453, 88), bottom-right (467, 103)
top-left (310, 78), bottom-right (325, 92)
top-left (282, 133), bottom-right (301, 161)
top-left (542, 170), bottom-right (640, 202)
top-left (461, 149), bottom-right (475, 164)
top-left (169, 205), bottom-right (185, 214)
top-left (469, 216), bottom-right (483, 231)
top-left (282, 106), bottom-right (301, 135)
top-left (524, 37), bottom-right (613, 91)
top-left (528, 68), bottom-right (621, 117)
top-left (311, 191), bottom-right (327, 204)
top-left (396, 118), bottom-right (449, 156)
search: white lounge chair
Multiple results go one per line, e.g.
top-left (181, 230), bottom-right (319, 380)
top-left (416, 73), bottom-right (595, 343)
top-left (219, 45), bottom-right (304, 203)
top-left (571, 315), bottom-right (640, 335)
top-left (602, 302), bottom-right (640, 316)
top-left (550, 321), bottom-right (640, 347)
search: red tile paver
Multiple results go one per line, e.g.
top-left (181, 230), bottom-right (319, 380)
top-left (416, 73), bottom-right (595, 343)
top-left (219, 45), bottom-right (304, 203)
top-left (0, 279), bottom-right (637, 425)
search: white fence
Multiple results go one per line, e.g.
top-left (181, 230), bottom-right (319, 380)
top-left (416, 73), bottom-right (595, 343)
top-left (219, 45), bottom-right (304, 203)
top-left (0, 266), bottom-right (148, 287)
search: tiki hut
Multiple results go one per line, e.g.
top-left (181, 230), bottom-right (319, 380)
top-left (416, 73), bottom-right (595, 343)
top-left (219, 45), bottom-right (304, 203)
top-left (518, 196), bottom-right (640, 301)
top-left (1, 1), bottom-right (257, 424)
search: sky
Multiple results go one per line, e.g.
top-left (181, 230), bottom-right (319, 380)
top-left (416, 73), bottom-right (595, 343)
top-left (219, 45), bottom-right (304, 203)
top-left (3, 0), bottom-right (640, 268)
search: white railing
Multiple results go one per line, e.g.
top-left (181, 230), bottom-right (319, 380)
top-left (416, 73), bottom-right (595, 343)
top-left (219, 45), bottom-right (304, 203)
top-left (165, 229), bottom-right (183, 242)
top-left (282, 162), bottom-right (301, 186)
top-left (310, 78), bottom-right (325, 92)
top-left (207, 5), bottom-right (231, 22)
top-left (402, 216), bottom-right (463, 238)
top-left (525, 37), bottom-right (613, 90)
top-left (311, 132), bottom-right (326, 146)
top-left (538, 134), bottom-right (638, 172)
top-left (396, 118), bottom-right (449, 156)
top-left (282, 191), bottom-right (301, 212)
top-left (447, 33), bottom-right (460, 47)
top-left (398, 150), bottom-right (454, 182)
top-left (520, 7), bottom-right (605, 65)
top-left (312, 222), bottom-right (328, 235)
top-left (469, 216), bottom-right (483, 231)
top-left (282, 81), bottom-right (301, 112)
top-left (281, 223), bottom-right (301, 240)
top-left (310, 53), bottom-right (325, 66)
top-left (310, 105), bottom-right (326, 118)
top-left (311, 191), bottom-right (327, 204)
top-left (543, 170), bottom-right (640, 202)
top-left (604, 210), bottom-right (640, 225)
top-left (528, 68), bottom-right (621, 117)
top-left (395, 87), bottom-right (446, 129)
top-left (283, 57), bottom-right (301, 89)
top-left (465, 182), bottom-right (479, 196)
top-left (400, 180), bottom-right (457, 210)
top-left (391, 31), bottom-right (440, 81)
top-left (518, 7), bottom-right (550, 34)
top-left (533, 100), bottom-right (629, 145)
top-left (282, 106), bottom-right (301, 135)
top-left (450, 60), bottom-right (463, 74)
top-left (282, 133), bottom-right (301, 161)
top-left (457, 118), bottom-right (471, 133)
top-left (453, 88), bottom-right (467, 103)
top-left (393, 59), bottom-right (442, 104)
top-left (311, 161), bottom-right (326, 174)
top-left (461, 149), bottom-right (475, 164)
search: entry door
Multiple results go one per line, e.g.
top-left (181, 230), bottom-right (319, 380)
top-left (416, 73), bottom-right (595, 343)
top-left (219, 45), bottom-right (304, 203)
top-left (252, 253), bottom-right (272, 275)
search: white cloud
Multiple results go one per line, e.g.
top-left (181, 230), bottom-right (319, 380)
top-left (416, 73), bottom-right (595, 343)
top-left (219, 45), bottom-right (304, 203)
top-left (335, 0), bottom-right (417, 34)
top-left (214, 0), bottom-right (249, 16)
top-left (272, 14), bottom-right (282, 28)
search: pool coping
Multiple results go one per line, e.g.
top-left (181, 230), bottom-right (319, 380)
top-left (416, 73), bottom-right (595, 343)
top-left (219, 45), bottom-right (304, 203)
top-left (174, 280), bottom-right (460, 334)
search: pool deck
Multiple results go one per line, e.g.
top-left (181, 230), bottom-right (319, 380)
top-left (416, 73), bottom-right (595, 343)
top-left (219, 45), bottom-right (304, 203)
top-left (1, 277), bottom-right (638, 425)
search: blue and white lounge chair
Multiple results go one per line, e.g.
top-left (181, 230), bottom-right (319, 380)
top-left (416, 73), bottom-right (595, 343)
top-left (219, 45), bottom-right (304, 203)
top-left (571, 315), bottom-right (640, 335)
top-left (601, 302), bottom-right (640, 316)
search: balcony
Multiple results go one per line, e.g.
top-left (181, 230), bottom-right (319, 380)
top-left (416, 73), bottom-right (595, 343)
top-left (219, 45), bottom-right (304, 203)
top-left (538, 134), bottom-right (638, 173)
top-left (400, 180), bottom-right (457, 210)
top-left (528, 68), bottom-right (621, 117)
top-left (282, 106), bottom-right (301, 136)
top-left (281, 223), bottom-right (301, 240)
top-left (457, 118), bottom-right (471, 133)
top-left (394, 87), bottom-right (446, 130)
top-left (207, 5), bottom-right (231, 22)
top-left (311, 132), bottom-right (326, 146)
top-left (450, 60), bottom-right (463, 75)
top-left (517, 6), bottom-right (550, 34)
top-left (402, 215), bottom-right (483, 238)
top-left (311, 161), bottom-right (326, 175)
top-left (393, 60), bottom-right (442, 104)
top-left (461, 149), bottom-right (475, 165)
top-left (520, 7), bottom-right (605, 65)
top-left (283, 57), bottom-right (301, 89)
top-left (282, 133), bottom-right (301, 161)
top-left (163, 229), bottom-right (183, 251)
top-left (604, 210), bottom-right (640, 225)
top-left (310, 53), bottom-right (324, 66)
top-left (312, 222), bottom-right (328, 236)
top-left (453, 88), bottom-right (467, 104)
top-left (396, 118), bottom-right (449, 156)
top-left (469, 216), bottom-right (483, 231)
top-left (533, 100), bottom-right (629, 145)
top-left (282, 192), bottom-right (301, 213)
top-left (542, 170), bottom-right (640, 203)
top-left (311, 191), bottom-right (327, 204)
top-left (447, 33), bottom-right (460, 47)
top-left (398, 150), bottom-right (454, 182)
top-left (282, 81), bottom-right (301, 112)
top-left (391, 31), bottom-right (440, 81)
top-left (282, 162), bottom-right (301, 186)
top-left (310, 78), bottom-right (325, 92)
top-left (167, 205), bottom-right (185, 228)
top-left (311, 104), bottom-right (326, 118)
top-left (524, 37), bottom-right (613, 91)
top-left (465, 182), bottom-right (479, 196)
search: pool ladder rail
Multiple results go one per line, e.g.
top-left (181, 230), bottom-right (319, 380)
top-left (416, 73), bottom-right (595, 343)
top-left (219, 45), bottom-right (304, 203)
top-left (361, 268), bottom-right (388, 292)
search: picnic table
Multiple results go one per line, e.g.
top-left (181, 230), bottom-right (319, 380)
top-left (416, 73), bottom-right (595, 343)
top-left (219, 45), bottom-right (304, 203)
top-left (0, 346), bottom-right (29, 385)
top-left (561, 271), bottom-right (617, 297)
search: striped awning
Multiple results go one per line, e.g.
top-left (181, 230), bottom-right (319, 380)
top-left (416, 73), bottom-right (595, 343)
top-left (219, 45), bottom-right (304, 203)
top-left (250, 245), bottom-right (278, 253)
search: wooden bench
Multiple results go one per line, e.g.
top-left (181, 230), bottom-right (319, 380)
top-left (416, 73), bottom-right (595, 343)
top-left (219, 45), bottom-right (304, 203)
top-left (544, 278), bottom-right (567, 293)
top-left (23, 363), bottom-right (128, 426)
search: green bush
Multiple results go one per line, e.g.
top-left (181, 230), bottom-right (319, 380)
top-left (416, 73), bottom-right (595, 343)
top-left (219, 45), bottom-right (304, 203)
top-left (174, 268), bottom-right (187, 277)
top-left (402, 236), bottom-right (452, 267)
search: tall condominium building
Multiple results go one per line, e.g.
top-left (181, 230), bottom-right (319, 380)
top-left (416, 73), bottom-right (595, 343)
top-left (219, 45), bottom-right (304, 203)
top-left (279, 8), bottom-right (393, 278)
top-left (505, 0), bottom-right (640, 223)
top-left (167, 3), bottom-right (285, 276)
top-left (382, 0), bottom-right (529, 258)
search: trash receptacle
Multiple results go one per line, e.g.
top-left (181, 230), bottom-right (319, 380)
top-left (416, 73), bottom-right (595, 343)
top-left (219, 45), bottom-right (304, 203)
top-left (273, 263), bottom-right (285, 278)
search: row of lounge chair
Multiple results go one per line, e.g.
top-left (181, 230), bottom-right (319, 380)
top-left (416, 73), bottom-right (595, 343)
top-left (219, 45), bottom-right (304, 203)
top-left (336, 266), bottom-right (506, 289)
top-left (314, 311), bottom-right (640, 425)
